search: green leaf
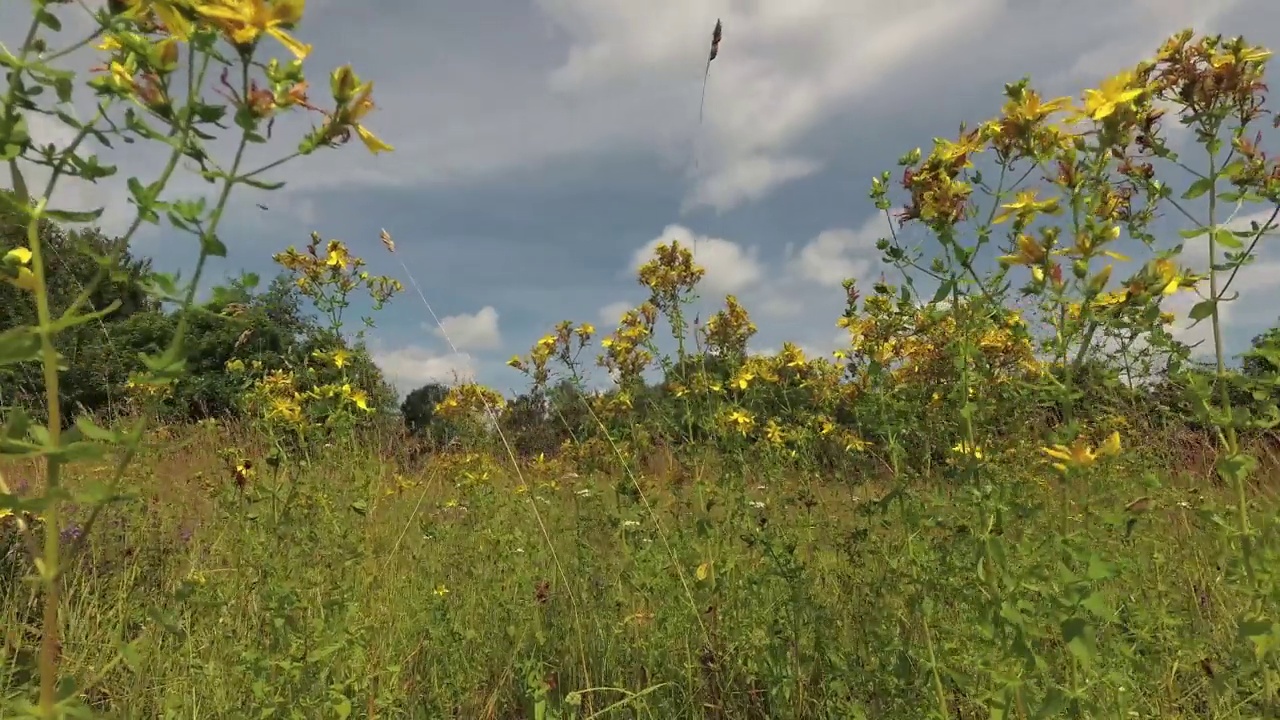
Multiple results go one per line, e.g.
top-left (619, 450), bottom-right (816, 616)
top-left (35, 9), bottom-right (62, 31)
top-left (1060, 616), bottom-right (1095, 667)
top-left (1085, 554), bottom-right (1117, 581)
top-left (1213, 227), bottom-right (1243, 249)
top-left (1237, 616), bottom-right (1279, 661)
top-left (1188, 299), bottom-right (1217, 322)
top-left (0, 326), bottom-right (41, 366)
top-left (240, 175), bottom-right (286, 191)
top-left (119, 640), bottom-right (144, 674)
top-left (201, 231), bottom-right (227, 257)
top-left (1216, 452), bottom-right (1257, 484)
top-left (1178, 226), bottom-right (1209, 239)
top-left (1182, 178), bottom-right (1212, 200)
top-left (931, 280), bottom-right (954, 304)
top-left (43, 206), bottom-right (105, 223)
top-left (2, 407), bottom-right (33, 443)
top-left (74, 416), bottom-right (122, 443)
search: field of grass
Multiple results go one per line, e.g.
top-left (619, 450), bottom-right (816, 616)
top-left (4, 419), bottom-right (1279, 718)
top-left (5, 6), bottom-right (1280, 718)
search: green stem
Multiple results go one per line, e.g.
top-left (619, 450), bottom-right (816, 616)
top-left (1205, 141), bottom-right (1252, 570)
top-left (28, 195), bottom-right (64, 715)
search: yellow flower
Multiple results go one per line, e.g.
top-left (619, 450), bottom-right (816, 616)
top-left (952, 442), bottom-right (984, 460)
top-left (196, 0), bottom-right (311, 60)
top-left (998, 233), bottom-right (1048, 267)
top-left (764, 419), bottom-right (784, 445)
top-left (328, 69), bottom-right (394, 154)
top-left (725, 409), bottom-right (754, 434)
top-left (1151, 258), bottom-right (1193, 296)
top-left (1003, 89), bottom-right (1071, 122)
top-left (3, 247), bottom-right (36, 291)
top-left (433, 584), bottom-right (449, 597)
top-left (993, 189), bottom-right (1061, 225)
top-left (349, 94), bottom-right (394, 153)
top-left (1042, 431), bottom-right (1121, 473)
top-left (331, 348), bottom-right (349, 368)
top-left (346, 387), bottom-right (371, 412)
top-left (1081, 70), bottom-right (1143, 121)
top-left (116, 0), bottom-right (194, 41)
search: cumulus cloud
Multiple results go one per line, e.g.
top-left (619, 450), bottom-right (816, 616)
top-left (625, 216), bottom-right (885, 352)
top-left (598, 300), bottom-right (634, 327)
top-left (372, 345), bottom-right (477, 391)
top-left (632, 224), bottom-right (763, 296)
top-left (432, 306), bottom-right (503, 351)
top-left (787, 222), bottom-right (881, 289)
top-left (537, 0), bottom-right (1007, 211)
top-left (686, 155), bottom-right (821, 213)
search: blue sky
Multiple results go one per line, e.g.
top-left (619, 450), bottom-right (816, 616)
top-left (5, 0), bottom-right (1280, 397)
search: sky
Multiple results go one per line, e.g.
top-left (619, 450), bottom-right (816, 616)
top-left (4, 0), bottom-right (1280, 398)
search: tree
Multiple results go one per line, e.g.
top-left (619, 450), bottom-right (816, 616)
top-left (0, 191), bottom-right (156, 421)
top-left (1244, 323), bottom-right (1280, 379)
top-left (401, 382), bottom-right (451, 440)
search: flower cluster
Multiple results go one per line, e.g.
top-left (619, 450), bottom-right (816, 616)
top-left (701, 295), bottom-right (756, 358)
top-left (599, 303), bottom-right (658, 384)
top-left (434, 383), bottom-right (507, 422)
top-left (508, 321), bottom-right (595, 388)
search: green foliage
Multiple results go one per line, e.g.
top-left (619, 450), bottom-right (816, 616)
top-left (7, 16), bottom-right (1280, 720)
top-left (0, 190), bottom-right (156, 421)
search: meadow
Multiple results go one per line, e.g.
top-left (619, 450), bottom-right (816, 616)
top-left (4, 4), bottom-right (1280, 719)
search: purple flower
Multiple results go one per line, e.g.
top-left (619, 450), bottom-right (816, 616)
top-left (59, 524), bottom-right (84, 545)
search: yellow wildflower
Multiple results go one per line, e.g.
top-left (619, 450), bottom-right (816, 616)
top-left (998, 234), bottom-right (1048, 267)
top-left (3, 247), bottom-right (36, 291)
top-left (993, 189), bottom-right (1061, 224)
top-left (1081, 71), bottom-right (1143, 121)
top-left (196, 0), bottom-right (311, 59)
top-left (1042, 430), bottom-right (1121, 473)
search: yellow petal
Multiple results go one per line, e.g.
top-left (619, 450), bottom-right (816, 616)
top-left (271, 0), bottom-right (306, 25)
top-left (268, 27), bottom-right (311, 59)
top-left (356, 125), bottom-right (394, 154)
top-left (4, 247), bottom-right (32, 265)
top-left (11, 267), bottom-right (37, 291)
top-left (1099, 430), bottom-right (1121, 457)
top-left (153, 3), bottom-right (192, 41)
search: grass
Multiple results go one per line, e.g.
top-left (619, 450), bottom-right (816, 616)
top-left (3, 418), bottom-right (1277, 718)
top-left (3, 15), bottom-right (1280, 720)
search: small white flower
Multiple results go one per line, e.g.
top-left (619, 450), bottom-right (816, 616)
top-left (622, 520), bottom-right (640, 528)
top-left (749, 501), bottom-right (766, 509)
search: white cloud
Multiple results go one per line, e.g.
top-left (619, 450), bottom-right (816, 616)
top-left (10, 0), bottom-right (1276, 220)
top-left (537, 0), bottom-right (1006, 211)
top-left (788, 224), bottom-right (880, 288)
top-left (625, 216), bottom-right (884, 351)
top-left (372, 345), bottom-right (477, 391)
top-left (686, 155), bottom-right (821, 213)
top-left (632, 224), bottom-right (763, 296)
top-left (432, 306), bottom-right (502, 351)
top-left (598, 300), bottom-right (634, 327)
